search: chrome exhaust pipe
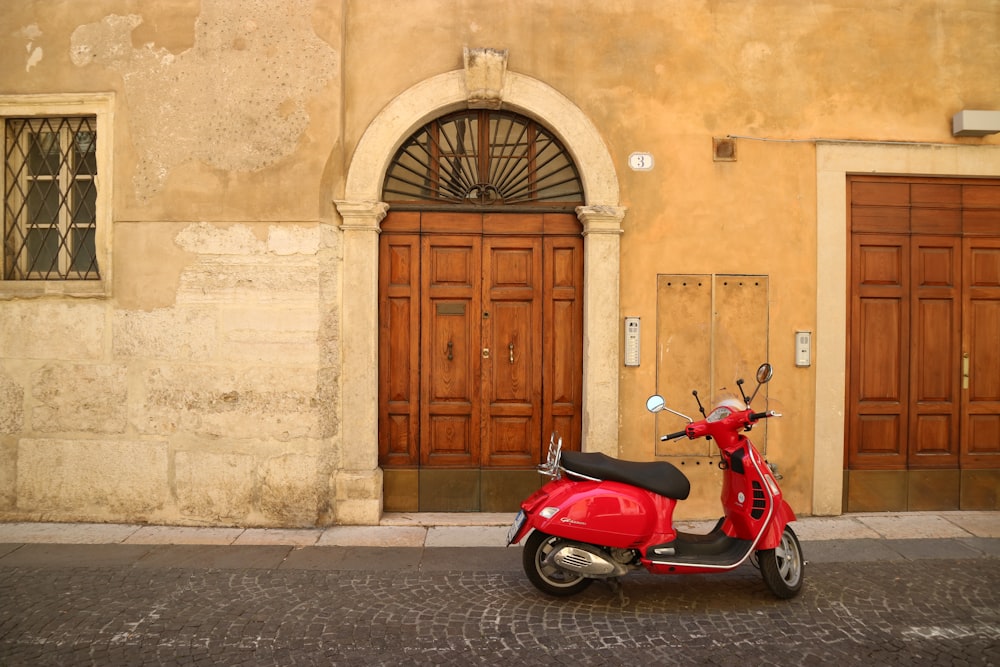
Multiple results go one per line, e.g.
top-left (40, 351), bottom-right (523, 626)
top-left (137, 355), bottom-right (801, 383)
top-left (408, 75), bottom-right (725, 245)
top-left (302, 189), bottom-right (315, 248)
top-left (547, 544), bottom-right (629, 577)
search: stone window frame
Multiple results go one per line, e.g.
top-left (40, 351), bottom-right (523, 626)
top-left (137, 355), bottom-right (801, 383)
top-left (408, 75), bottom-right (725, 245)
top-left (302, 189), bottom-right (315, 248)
top-left (0, 93), bottom-right (114, 299)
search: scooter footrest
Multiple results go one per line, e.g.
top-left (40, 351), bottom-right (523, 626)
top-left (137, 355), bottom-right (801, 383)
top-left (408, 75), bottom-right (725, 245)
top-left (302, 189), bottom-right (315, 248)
top-left (645, 536), bottom-right (753, 567)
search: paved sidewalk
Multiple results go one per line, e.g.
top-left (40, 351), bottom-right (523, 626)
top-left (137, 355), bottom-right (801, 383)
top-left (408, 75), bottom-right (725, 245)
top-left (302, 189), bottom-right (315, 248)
top-left (1, 510), bottom-right (998, 547)
top-left (0, 511), bottom-right (997, 570)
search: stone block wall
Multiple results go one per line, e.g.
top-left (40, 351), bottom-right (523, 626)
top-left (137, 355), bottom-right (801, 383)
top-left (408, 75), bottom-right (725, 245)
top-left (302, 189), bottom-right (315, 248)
top-left (0, 222), bottom-right (345, 527)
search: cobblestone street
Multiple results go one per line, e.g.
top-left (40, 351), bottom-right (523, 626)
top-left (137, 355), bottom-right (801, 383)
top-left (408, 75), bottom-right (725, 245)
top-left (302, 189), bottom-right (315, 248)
top-left (2, 542), bottom-right (998, 666)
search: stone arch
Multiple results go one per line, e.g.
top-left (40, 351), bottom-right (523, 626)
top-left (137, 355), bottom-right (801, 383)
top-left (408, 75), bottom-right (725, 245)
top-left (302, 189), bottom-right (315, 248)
top-left (344, 70), bottom-right (620, 206)
top-left (334, 52), bottom-right (624, 523)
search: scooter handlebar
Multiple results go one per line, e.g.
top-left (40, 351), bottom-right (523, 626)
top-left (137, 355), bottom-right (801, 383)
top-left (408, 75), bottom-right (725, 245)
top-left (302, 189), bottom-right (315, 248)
top-left (659, 411), bottom-right (781, 441)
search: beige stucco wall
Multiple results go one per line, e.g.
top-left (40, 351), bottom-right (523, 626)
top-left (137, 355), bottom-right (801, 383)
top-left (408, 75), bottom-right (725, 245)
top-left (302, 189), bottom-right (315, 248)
top-left (1, 0), bottom-right (998, 526)
top-left (1, 0), bottom-right (346, 526)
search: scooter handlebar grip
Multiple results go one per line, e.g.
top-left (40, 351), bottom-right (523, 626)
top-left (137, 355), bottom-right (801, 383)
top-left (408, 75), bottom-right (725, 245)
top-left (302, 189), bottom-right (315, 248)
top-left (750, 412), bottom-right (770, 421)
top-left (660, 429), bottom-right (688, 441)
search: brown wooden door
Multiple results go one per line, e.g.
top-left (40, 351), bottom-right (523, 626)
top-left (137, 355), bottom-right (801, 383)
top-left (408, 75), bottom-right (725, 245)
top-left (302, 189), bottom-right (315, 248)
top-left (962, 237), bottom-right (1000, 467)
top-left (846, 176), bottom-right (1000, 510)
top-left (378, 212), bottom-right (583, 507)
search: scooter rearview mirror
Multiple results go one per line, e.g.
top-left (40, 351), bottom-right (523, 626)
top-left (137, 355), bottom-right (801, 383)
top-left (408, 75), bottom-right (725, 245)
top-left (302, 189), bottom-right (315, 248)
top-left (756, 363), bottom-right (773, 384)
top-left (747, 362), bottom-right (773, 405)
top-left (647, 394), bottom-right (694, 422)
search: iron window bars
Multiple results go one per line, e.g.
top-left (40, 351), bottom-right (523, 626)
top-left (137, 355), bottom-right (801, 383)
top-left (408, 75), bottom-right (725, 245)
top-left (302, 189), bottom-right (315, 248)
top-left (3, 116), bottom-right (99, 280)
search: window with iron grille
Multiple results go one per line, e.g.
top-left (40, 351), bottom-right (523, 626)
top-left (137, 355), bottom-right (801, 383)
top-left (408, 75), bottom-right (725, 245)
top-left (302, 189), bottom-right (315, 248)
top-left (3, 116), bottom-right (99, 280)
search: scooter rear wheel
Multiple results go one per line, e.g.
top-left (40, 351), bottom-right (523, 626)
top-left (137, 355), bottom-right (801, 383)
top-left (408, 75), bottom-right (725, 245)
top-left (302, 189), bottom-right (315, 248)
top-left (757, 525), bottom-right (804, 599)
top-left (523, 530), bottom-right (594, 597)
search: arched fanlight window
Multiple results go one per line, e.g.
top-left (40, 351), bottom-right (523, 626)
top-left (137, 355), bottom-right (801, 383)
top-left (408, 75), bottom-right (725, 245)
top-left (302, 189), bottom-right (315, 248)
top-left (382, 110), bottom-right (584, 211)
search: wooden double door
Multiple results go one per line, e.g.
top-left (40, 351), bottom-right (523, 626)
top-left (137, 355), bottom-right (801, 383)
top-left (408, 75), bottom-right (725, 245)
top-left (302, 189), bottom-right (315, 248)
top-left (846, 176), bottom-right (1000, 510)
top-left (378, 212), bottom-right (583, 511)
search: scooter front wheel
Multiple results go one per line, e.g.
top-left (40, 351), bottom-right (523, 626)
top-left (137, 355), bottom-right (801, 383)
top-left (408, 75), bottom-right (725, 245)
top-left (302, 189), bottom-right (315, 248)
top-left (523, 530), bottom-right (594, 597)
top-left (757, 525), bottom-right (804, 599)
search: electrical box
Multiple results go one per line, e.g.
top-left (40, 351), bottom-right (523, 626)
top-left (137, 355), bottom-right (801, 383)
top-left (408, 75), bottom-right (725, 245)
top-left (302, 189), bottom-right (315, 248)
top-left (795, 331), bottom-right (812, 367)
top-left (624, 317), bottom-right (641, 367)
top-left (952, 110), bottom-right (1000, 137)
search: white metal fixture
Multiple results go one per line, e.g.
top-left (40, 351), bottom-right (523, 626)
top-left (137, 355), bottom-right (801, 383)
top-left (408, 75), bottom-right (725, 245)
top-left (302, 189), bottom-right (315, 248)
top-left (624, 317), bottom-right (641, 366)
top-left (952, 110), bottom-right (1000, 137)
top-left (795, 331), bottom-right (812, 367)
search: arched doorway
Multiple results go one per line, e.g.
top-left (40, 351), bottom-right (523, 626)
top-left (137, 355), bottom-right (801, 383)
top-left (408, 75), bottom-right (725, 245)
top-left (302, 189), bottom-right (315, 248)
top-left (333, 52), bottom-right (624, 524)
top-left (378, 110), bottom-right (584, 511)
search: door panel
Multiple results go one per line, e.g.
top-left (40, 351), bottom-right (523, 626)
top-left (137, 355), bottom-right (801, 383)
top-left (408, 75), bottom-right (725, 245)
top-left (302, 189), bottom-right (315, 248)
top-left (482, 237), bottom-right (543, 467)
top-left (421, 235), bottom-right (481, 467)
top-left (962, 238), bottom-right (1000, 466)
top-left (713, 277), bottom-right (769, 402)
top-left (543, 237), bottom-right (584, 450)
top-left (378, 234), bottom-right (420, 467)
top-left (910, 237), bottom-right (960, 467)
top-left (654, 276), bottom-right (713, 457)
top-left (848, 235), bottom-right (909, 469)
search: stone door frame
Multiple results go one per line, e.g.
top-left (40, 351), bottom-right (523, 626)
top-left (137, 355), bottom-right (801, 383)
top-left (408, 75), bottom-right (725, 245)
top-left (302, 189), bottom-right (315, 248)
top-left (813, 141), bottom-right (1000, 515)
top-left (333, 50), bottom-right (624, 523)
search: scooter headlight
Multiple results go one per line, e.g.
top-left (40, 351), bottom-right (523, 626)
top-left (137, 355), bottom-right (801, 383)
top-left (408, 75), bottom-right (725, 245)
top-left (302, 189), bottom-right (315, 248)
top-left (540, 506), bottom-right (560, 519)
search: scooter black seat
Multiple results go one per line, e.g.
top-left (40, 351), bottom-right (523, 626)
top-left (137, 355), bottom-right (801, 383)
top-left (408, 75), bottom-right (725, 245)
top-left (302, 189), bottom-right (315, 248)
top-left (560, 451), bottom-right (691, 500)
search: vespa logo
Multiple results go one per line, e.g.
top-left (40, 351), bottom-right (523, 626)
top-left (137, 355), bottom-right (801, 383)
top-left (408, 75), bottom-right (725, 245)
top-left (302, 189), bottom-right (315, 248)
top-left (560, 517), bottom-right (587, 526)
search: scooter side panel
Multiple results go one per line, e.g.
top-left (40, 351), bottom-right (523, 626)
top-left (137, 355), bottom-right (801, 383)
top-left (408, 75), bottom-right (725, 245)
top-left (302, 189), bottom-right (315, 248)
top-left (719, 445), bottom-right (796, 550)
top-left (720, 447), bottom-right (779, 534)
top-left (522, 478), bottom-right (673, 549)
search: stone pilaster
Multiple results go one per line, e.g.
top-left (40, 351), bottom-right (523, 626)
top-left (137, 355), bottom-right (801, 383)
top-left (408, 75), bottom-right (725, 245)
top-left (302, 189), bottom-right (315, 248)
top-left (333, 200), bottom-right (388, 524)
top-left (576, 205), bottom-right (626, 456)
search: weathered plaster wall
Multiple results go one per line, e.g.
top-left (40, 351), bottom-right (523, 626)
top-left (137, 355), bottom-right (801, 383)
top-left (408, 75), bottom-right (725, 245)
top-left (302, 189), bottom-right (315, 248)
top-left (70, 5), bottom-right (337, 204)
top-left (3, 0), bottom-right (341, 221)
top-left (0, 0), bottom-right (997, 526)
top-left (0, 0), bottom-right (346, 526)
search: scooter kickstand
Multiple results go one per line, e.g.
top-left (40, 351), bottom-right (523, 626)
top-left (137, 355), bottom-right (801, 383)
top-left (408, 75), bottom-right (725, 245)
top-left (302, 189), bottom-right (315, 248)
top-left (603, 577), bottom-right (629, 607)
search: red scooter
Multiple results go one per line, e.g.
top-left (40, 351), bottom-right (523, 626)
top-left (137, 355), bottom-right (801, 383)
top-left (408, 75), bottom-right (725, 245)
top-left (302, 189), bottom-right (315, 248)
top-left (506, 363), bottom-right (804, 599)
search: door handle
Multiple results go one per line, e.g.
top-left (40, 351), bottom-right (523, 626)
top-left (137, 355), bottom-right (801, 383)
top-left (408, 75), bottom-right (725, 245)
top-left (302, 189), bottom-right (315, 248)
top-left (446, 340), bottom-right (453, 361)
top-left (962, 352), bottom-right (970, 389)
top-left (509, 342), bottom-right (515, 364)
top-left (482, 348), bottom-right (490, 359)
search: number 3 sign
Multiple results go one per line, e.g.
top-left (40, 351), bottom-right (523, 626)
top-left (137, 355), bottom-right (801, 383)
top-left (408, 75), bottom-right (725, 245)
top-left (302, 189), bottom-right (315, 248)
top-left (628, 152), bottom-right (654, 171)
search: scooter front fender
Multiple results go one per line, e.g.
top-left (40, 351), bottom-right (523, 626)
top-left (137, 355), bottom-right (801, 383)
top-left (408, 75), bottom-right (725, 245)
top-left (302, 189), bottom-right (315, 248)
top-left (756, 498), bottom-right (797, 550)
top-left (515, 477), bottom-right (675, 549)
